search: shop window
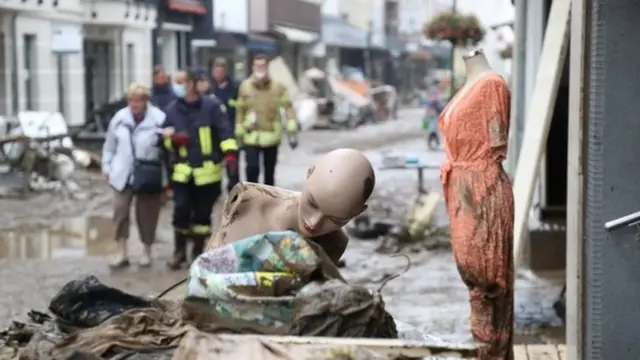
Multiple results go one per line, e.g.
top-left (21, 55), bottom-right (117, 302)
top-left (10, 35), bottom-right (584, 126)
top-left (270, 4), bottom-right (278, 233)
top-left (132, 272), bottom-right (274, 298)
top-left (177, 32), bottom-right (188, 68)
top-left (126, 43), bottom-right (135, 85)
top-left (23, 34), bottom-right (37, 110)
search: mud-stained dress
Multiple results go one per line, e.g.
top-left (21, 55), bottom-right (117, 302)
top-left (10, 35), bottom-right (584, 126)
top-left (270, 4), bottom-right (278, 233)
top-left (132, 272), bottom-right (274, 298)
top-left (439, 74), bottom-right (514, 360)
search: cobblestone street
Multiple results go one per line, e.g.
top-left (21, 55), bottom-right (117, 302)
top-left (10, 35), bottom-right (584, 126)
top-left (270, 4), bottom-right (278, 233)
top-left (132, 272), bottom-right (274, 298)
top-left (0, 109), bottom-right (563, 344)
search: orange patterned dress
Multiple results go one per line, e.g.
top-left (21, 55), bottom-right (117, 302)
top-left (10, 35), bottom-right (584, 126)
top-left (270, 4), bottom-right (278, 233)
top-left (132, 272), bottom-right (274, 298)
top-left (439, 74), bottom-right (514, 360)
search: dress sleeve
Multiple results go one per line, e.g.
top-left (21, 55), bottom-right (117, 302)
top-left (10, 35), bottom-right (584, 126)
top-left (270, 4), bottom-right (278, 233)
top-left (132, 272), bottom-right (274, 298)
top-left (484, 77), bottom-right (511, 155)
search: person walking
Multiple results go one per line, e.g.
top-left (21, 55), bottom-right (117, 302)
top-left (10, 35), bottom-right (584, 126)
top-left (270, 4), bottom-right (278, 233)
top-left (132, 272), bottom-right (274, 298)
top-left (150, 65), bottom-right (177, 111)
top-left (195, 68), bottom-right (211, 95)
top-left (235, 53), bottom-right (298, 186)
top-left (162, 68), bottom-right (239, 270)
top-left (102, 83), bottom-right (166, 269)
top-left (209, 58), bottom-right (240, 191)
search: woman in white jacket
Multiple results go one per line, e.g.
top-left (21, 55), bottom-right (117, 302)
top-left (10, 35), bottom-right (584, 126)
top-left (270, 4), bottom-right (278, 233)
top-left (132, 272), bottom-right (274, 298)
top-left (101, 83), bottom-right (167, 268)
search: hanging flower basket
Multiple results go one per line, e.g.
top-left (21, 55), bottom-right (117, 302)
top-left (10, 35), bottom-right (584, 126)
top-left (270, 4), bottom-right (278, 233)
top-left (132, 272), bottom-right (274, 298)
top-left (423, 12), bottom-right (486, 46)
top-left (499, 44), bottom-right (513, 59)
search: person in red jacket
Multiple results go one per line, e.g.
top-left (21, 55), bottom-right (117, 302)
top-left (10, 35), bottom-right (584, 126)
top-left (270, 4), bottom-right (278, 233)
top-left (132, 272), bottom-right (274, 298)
top-left (162, 68), bottom-right (239, 269)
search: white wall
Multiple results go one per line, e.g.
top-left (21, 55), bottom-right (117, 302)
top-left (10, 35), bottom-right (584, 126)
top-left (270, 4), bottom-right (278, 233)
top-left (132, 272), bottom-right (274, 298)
top-left (337, 0), bottom-right (370, 30)
top-left (213, 0), bottom-right (248, 33)
top-left (1, 7), bottom-right (154, 126)
top-left (1, 13), bottom-right (86, 126)
top-left (398, 0), bottom-right (450, 35)
top-left (369, 0), bottom-right (385, 47)
top-left (160, 30), bottom-right (178, 74)
top-left (336, 0), bottom-right (385, 46)
top-left (321, 0), bottom-right (340, 16)
top-left (122, 27), bottom-right (153, 91)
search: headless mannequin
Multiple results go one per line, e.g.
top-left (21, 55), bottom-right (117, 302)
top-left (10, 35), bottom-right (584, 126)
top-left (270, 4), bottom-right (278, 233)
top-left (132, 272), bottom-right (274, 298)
top-left (439, 48), bottom-right (514, 360)
top-left (443, 49), bottom-right (495, 121)
top-left (162, 148), bottom-right (375, 300)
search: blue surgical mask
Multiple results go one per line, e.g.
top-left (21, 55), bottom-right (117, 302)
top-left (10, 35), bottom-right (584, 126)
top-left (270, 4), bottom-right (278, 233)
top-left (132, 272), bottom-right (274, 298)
top-left (172, 83), bottom-right (186, 97)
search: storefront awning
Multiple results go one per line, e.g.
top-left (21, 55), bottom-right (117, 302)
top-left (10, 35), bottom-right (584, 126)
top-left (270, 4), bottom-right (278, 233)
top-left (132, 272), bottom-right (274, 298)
top-left (167, 0), bottom-right (206, 15)
top-left (321, 15), bottom-right (367, 49)
top-left (274, 25), bottom-right (318, 44)
top-left (247, 34), bottom-right (276, 52)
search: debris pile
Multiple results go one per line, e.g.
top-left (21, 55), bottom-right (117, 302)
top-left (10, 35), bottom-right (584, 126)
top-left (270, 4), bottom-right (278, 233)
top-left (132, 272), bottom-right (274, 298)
top-left (268, 57), bottom-right (399, 130)
top-left (0, 112), bottom-right (100, 198)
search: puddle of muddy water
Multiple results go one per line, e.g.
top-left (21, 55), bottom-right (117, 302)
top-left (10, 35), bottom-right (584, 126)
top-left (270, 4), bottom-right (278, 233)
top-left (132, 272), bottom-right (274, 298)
top-left (0, 216), bottom-right (116, 260)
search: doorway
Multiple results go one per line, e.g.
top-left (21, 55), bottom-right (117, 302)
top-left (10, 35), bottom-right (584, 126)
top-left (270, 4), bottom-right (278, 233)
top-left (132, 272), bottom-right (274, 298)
top-left (23, 34), bottom-right (36, 110)
top-left (83, 40), bottom-right (112, 122)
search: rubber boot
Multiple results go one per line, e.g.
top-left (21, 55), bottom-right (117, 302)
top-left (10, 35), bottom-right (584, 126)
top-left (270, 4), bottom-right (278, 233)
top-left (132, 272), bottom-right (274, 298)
top-left (190, 235), bottom-right (206, 264)
top-left (166, 231), bottom-right (187, 270)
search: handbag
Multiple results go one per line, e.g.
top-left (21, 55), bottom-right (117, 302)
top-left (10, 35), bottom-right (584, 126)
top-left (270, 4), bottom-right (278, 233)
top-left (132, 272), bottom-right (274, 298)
top-left (126, 124), bottom-right (164, 194)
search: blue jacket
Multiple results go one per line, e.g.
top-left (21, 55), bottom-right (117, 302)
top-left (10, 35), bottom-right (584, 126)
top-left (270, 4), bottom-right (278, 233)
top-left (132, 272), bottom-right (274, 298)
top-left (151, 83), bottom-right (177, 111)
top-left (162, 96), bottom-right (235, 166)
top-left (209, 78), bottom-right (238, 129)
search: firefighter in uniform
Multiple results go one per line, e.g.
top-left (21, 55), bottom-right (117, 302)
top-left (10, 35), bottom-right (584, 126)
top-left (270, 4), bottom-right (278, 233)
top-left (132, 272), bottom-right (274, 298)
top-left (162, 68), bottom-right (239, 269)
top-left (235, 53), bottom-right (298, 186)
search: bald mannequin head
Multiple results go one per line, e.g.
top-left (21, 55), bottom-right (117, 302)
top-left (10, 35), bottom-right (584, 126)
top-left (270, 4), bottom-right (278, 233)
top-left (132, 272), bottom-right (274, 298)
top-left (297, 149), bottom-right (375, 237)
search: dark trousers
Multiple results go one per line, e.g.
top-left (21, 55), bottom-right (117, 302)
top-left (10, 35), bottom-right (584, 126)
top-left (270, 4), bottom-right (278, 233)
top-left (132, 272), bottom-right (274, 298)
top-left (244, 145), bottom-right (278, 185)
top-left (172, 181), bottom-right (221, 258)
top-left (226, 167), bottom-right (240, 193)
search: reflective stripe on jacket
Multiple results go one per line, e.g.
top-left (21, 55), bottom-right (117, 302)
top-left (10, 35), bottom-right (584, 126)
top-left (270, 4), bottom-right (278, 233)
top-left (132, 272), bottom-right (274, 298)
top-left (235, 77), bottom-right (297, 147)
top-left (162, 96), bottom-right (238, 185)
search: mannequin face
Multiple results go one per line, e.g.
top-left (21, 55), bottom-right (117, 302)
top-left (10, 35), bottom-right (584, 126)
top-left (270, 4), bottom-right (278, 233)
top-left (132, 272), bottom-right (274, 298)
top-left (297, 152), bottom-right (373, 238)
top-left (297, 187), bottom-right (365, 238)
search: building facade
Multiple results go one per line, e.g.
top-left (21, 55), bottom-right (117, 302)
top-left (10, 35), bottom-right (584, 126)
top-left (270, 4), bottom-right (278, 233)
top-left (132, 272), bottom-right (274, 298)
top-left (248, 0), bottom-right (321, 79)
top-left (192, 0), bottom-right (258, 80)
top-left (154, 0), bottom-right (206, 73)
top-left (0, 0), bottom-right (156, 127)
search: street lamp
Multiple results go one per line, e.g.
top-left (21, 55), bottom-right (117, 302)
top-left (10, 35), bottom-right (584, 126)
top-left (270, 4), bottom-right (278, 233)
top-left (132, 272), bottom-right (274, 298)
top-left (450, 0), bottom-right (458, 95)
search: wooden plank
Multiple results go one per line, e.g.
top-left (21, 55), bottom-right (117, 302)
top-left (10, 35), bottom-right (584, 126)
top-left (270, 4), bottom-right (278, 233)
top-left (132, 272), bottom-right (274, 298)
top-left (566, 0), bottom-right (589, 357)
top-left (526, 345), bottom-right (560, 360)
top-left (512, 0), bottom-right (572, 269)
top-left (513, 345), bottom-right (529, 360)
top-left (213, 334), bottom-right (478, 358)
top-left (557, 344), bottom-right (567, 360)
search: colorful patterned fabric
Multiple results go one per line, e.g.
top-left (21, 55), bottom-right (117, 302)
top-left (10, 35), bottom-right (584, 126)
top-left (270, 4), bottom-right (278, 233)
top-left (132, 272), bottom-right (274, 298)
top-left (186, 230), bottom-right (336, 327)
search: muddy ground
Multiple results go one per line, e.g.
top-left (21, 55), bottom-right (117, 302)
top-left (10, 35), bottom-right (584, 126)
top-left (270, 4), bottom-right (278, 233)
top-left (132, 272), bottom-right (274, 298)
top-left (0, 108), bottom-right (564, 344)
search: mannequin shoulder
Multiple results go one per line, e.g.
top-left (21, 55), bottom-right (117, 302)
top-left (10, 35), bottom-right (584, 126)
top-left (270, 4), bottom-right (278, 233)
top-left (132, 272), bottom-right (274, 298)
top-left (224, 182), bottom-right (298, 215)
top-left (480, 73), bottom-right (509, 89)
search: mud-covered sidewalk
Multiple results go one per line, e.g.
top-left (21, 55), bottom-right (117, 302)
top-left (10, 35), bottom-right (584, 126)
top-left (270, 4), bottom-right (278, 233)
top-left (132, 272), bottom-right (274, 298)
top-left (0, 109), bottom-right (563, 344)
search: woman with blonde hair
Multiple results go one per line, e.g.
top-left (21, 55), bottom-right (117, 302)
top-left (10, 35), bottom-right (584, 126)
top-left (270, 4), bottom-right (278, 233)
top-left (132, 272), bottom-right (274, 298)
top-left (102, 83), bottom-right (166, 269)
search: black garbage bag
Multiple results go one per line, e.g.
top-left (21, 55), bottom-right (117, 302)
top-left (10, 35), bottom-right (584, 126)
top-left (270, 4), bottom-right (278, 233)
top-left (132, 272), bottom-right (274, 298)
top-left (48, 275), bottom-right (154, 331)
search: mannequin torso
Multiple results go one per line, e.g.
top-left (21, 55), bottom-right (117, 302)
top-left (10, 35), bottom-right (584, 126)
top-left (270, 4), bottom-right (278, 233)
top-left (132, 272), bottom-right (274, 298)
top-left (208, 182), bottom-right (348, 263)
top-left (162, 149), bottom-right (374, 301)
top-left (442, 49), bottom-right (497, 122)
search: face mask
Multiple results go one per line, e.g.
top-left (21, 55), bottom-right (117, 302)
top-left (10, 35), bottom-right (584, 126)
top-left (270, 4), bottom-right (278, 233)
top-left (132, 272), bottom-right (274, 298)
top-left (253, 71), bottom-right (266, 80)
top-left (172, 83), bottom-right (186, 97)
